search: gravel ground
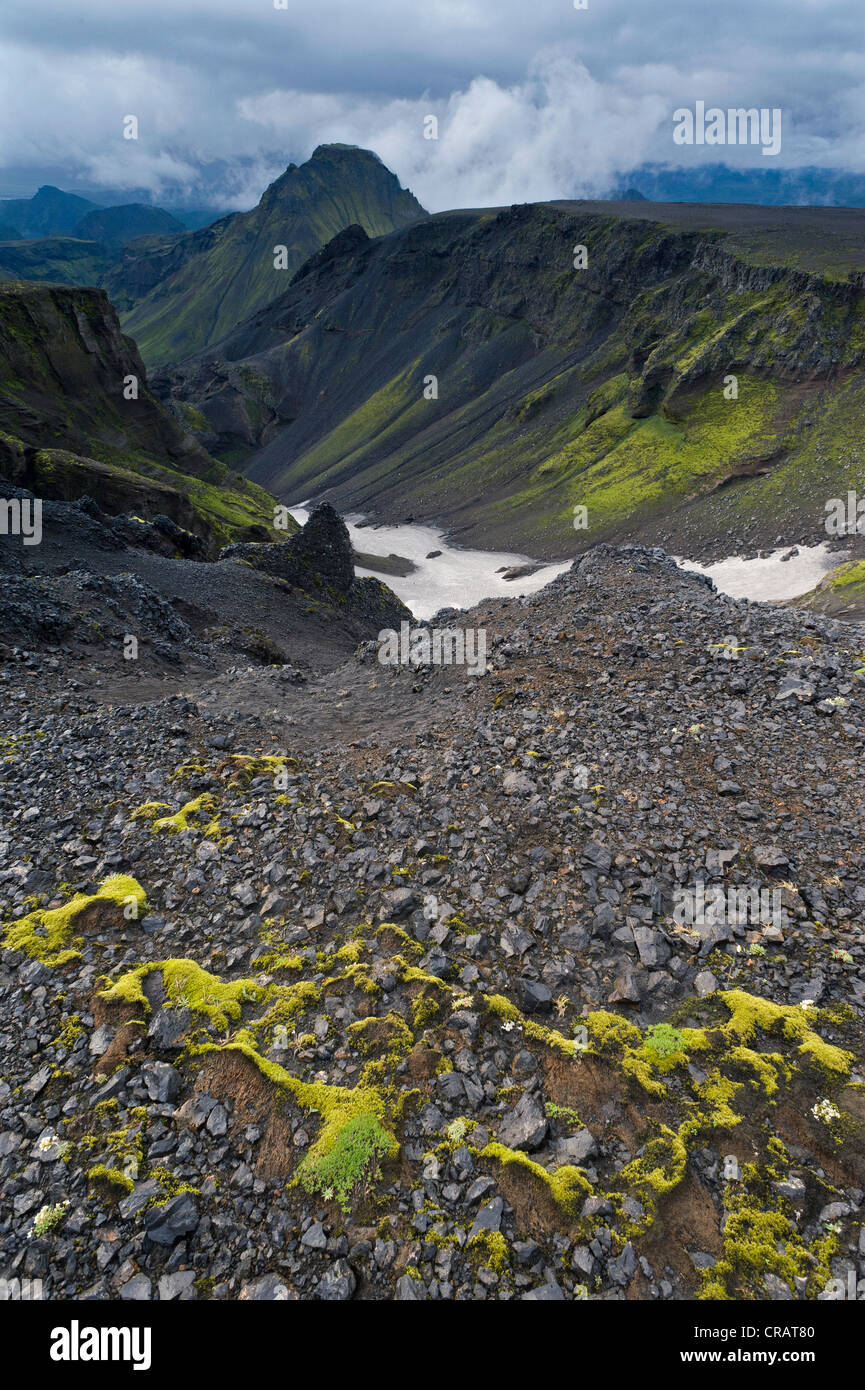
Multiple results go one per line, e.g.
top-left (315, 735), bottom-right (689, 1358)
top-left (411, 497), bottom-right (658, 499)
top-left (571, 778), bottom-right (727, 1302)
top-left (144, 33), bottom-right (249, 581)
top-left (1, 537), bottom-right (864, 1302)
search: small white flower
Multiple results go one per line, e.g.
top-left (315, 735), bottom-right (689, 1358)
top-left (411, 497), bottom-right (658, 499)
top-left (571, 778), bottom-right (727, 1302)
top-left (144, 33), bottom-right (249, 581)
top-left (812, 1098), bottom-right (841, 1125)
top-left (29, 1199), bottom-right (69, 1237)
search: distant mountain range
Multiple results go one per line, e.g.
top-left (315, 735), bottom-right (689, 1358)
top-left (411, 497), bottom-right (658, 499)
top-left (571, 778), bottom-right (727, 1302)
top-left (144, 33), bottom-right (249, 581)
top-left (610, 164), bottom-right (865, 207)
top-left (0, 185), bottom-right (188, 242)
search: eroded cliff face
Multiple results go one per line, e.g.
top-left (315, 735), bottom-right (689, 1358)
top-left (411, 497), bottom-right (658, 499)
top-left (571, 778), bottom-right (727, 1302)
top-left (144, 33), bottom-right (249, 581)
top-left (0, 282), bottom-right (286, 549)
top-left (158, 204), bottom-right (865, 557)
top-left (0, 282), bottom-right (203, 464)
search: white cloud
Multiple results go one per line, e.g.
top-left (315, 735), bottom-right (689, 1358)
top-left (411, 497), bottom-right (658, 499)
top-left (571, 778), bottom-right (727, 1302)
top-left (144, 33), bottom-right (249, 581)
top-left (241, 56), bottom-right (670, 208)
top-left (1, 0), bottom-right (864, 206)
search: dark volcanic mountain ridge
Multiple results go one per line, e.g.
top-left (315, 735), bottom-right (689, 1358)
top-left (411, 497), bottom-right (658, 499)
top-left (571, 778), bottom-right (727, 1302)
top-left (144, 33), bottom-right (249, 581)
top-left (158, 199), bottom-right (865, 560)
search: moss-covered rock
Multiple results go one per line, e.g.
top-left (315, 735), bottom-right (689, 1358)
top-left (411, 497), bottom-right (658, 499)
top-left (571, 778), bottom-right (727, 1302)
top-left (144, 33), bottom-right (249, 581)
top-left (2, 875), bottom-right (147, 967)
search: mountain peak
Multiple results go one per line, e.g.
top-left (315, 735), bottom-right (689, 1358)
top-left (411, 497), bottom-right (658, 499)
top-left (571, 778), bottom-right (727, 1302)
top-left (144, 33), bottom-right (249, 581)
top-left (309, 143), bottom-right (383, 163)
top-left (261, 145), bottom-right (399, 204)
top-left (121, 147), bottom-right (427, 365)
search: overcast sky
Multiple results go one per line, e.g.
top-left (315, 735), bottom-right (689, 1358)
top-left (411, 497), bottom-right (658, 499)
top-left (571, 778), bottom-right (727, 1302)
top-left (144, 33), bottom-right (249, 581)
top-left (1, 0), bottom-right (862, 207)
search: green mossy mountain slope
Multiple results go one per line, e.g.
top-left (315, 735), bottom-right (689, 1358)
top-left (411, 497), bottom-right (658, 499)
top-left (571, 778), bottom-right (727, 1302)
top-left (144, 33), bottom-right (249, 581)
top-left (72, 204), bottom-right (185, 249)
top-left (0, 281), bottom-right (290, 549)
top-left (159, 200), bottom-right (865, 557)
top-left (0, 237), bottom-right (112, 288)
top-left (794, 559), bottom-right (865, 620)
top-left (119, 145), bottom-right (426, 367)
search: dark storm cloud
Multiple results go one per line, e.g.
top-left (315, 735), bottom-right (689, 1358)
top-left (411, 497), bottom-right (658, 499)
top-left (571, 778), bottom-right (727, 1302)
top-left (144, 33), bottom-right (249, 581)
top-left (1, 0), bottom-right (862, 208)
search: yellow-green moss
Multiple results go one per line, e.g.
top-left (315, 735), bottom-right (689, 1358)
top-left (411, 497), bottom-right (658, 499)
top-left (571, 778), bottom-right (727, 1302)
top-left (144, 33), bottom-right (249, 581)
top-left (699, 1185), bottom-right (837, 1301)
top-left (468, 1228), bottom-right (510, 1274)
top-left (128, 800), bottom-right (171, 823)
top-left (102, 945), bottom-right (398, 1209)
top-left (329, 939), bottom-right (364, 966)
top-left (0, 730), bottom-right (46, 761)
top-left (241, 981), bottom-right (322, 1047)
top-left (100, 958), bottom-right (265, 1030)
top-left (477, 989), bottom-right (846, 1239)
top-left (102, 956), bottom-right (324, 1066)
top-left (375, 923), bottom-right (424, 961)
top-left (481, 1141), bottom-right (592, 1218)
top-left (86, 1164), bottom-right (135, 1195)
top-left (582, 990), bottom-right (852, 1098)
top-left (485, 992), bottom-right (580, 1057)
top-left (348, 1011), bottom-right (414, 1059)
top-left (196, 1038), bottom-right (398, 1211)
top-left (131, 794), bottom-right (219, 836)
top-left (2, 875), bottom-right (147, 967)
top-left (253, 950), bottom-right (304, 975)
top-left (145, 1165), bottom-right (201, 1203)
top-left (726, 1045), bottom-right (789, 1096)
top-left (323, 961), bottom-right (381, 998)
top-left (223, 754), bottom-right (298, 786)
top-left (617, 1126), bottom-right (688, 1200)
top-left (50, 1016), bottom-right (85, 1049)
top-left (79, 1104), bottom-right (148, 1187)
top-left (412, 995), bottom-right (444, 1029)
top-left (395, 956), bottom-right (453, 992)
top-left (169, 761), bottom-right (208, 784)
top-left (717, 990), bottom-right (853, 1076)
top-left (297, 1111), bottom-right (394, 1211)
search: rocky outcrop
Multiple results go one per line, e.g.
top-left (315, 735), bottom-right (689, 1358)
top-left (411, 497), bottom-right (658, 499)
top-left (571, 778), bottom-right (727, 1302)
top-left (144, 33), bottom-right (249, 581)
top-left (0, 281), bottom-right (210, 473)
top-left (0, 485), bottom-right (409, 670)
top-left (221, 502), bottom-right (411, 629)
top-left (222, 503), bottom-right (353, 588)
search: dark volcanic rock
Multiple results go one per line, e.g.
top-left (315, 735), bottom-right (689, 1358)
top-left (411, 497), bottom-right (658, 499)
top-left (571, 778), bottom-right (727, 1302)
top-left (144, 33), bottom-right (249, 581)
top-left (1, 541), bottom-right (863, 1308)
top-left (222, 504), bottom-right (354, 592)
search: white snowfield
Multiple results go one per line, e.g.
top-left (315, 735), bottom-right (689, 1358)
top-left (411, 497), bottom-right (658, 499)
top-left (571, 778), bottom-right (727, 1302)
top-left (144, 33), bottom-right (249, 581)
top-left (289, 508), bottom-right (571, 620)
top-left (676, 543), bottom-right (846, 604)
top-left (290, 507), bottom-right (845, 616)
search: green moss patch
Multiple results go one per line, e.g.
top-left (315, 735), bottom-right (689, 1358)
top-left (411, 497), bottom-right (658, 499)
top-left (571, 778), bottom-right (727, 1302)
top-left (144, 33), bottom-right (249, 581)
top-left (2, 875), bottom-right (147, 967)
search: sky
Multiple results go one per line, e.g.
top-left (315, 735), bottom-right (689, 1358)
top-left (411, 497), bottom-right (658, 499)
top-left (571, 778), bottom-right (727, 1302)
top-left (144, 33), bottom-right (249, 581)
top-left (1, 0), bottom-right (863, 209)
